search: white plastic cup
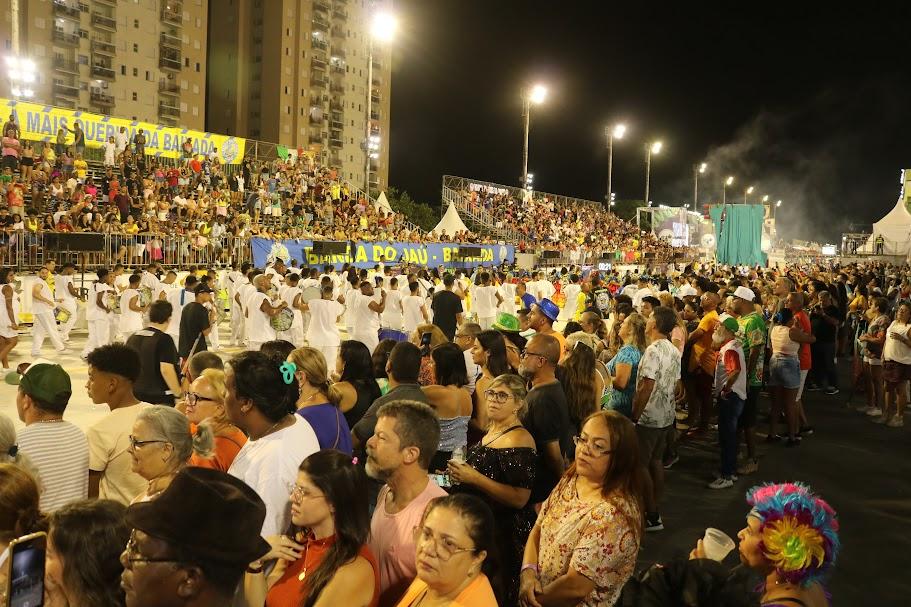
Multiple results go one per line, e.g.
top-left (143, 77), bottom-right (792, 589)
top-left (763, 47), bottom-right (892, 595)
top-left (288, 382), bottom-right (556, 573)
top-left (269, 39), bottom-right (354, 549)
top-left (702, 528), bottom-right (735, 561)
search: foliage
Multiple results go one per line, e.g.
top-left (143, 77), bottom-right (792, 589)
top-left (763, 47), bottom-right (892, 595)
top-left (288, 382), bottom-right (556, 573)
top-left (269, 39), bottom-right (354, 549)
top-left (383, 186), bottom-right (439, 232)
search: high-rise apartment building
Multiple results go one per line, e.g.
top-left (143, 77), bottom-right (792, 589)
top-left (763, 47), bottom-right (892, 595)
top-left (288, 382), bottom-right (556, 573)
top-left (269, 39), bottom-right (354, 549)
top-left (0, 0), bottom-right (208, 130)
top-left (206, 0), bottom-right (392, 194)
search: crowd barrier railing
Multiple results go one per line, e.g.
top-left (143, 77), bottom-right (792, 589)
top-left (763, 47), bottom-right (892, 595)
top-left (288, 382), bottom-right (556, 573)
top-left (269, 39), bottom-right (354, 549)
top-left (4, 231), bottom-right (252, 271)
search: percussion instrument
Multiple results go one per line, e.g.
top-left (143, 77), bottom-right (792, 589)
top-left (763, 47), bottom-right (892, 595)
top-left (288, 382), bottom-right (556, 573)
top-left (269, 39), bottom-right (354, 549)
top-left (54, 307), bottom-right (71, 323)
top-left (104, 291), bottom-right (121, 314)
top-left (378, 328), bottom-right (408, 342)
top-left (138, 286), bottom-right (153, 307)
top-left (270, 307), bottom-right (295, 332)
top-left (300, 286), bottom-right (321, 302)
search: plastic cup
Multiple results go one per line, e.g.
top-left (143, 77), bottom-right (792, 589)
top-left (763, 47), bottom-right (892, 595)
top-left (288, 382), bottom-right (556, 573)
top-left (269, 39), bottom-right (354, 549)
top-left (702, 528), bottom-right (735, 561)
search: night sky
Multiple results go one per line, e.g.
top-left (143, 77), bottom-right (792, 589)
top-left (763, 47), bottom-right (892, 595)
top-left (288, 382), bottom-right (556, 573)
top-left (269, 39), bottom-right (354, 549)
top-left (388, 2), bottom-right (911, 243)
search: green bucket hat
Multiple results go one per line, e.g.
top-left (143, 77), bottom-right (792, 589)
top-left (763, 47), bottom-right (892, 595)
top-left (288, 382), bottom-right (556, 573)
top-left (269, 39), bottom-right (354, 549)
top-left (492, 312), bottom-right (520, 333)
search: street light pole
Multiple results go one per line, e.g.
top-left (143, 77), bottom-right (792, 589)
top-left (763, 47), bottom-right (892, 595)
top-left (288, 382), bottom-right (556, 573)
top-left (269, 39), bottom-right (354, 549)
top-left (364, 37), bottom-right (374, 196)
top-left (744, 185), bottom-right (754, 204)
top-left (644, 141), bottom-right (662, 208)
top-left (722, 176), bottom-right (734, 206)
top-left (521, 84), bottom-right (547, 190)
top-left (694, 162), bottom-right (706, 210)
top-left (605, 123), bottom-right (626, 205)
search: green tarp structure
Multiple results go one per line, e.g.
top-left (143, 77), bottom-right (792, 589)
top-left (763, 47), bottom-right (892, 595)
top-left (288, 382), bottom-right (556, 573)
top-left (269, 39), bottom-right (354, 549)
top-left (709, 204), bottom-right (767, 266)
top-left (276, 145), bottom-right (289, 160)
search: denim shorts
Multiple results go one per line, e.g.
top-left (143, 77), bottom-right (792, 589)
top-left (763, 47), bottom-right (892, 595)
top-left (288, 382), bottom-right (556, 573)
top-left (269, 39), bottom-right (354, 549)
top-left (768, 354), bottom-right (800, 390)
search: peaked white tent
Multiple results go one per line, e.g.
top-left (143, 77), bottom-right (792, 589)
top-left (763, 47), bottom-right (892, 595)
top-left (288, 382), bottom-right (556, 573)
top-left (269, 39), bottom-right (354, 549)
top-left (866, 169), bottom-right (911, 255)
top-left (433, 202), bottom-right (470, 237)
top-left (374, 191), bottom-right (394, 215)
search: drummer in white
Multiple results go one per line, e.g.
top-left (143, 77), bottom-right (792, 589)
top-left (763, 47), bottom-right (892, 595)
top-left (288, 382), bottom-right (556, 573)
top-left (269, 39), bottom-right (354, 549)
top-left (54, 262), bottom-right (81, 342)
top-left (299, 284), bottom-right (344, 364)
top-left (30, 266), bottom-right (67, 357)
top-left (349, 279), bottom-right (385, 354)
top-left (381, 277), bottom-right (404, 331)
top-left (298, 268), bottom-right (321, 337)
top-left (0, 268), bottom-right (20, 368)
top-left (119, 273), bottom-right (149, 342)
top-left (402, 280), bottom-right (428, 335)
top-left (246, 274), bottom-right (288, 351)
top-left (81, 268), bottom-right (114, 357)
top-left (277, 272), bottom-right (305, 346)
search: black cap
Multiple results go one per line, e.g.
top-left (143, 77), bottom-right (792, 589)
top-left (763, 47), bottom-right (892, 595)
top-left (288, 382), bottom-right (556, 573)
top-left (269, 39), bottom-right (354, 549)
top-left (194, 284), bottom-right (214, 295)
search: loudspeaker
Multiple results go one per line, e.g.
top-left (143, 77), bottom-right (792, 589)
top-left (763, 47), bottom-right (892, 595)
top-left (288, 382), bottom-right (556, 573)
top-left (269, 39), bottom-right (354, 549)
top-left (44, 232), bottom-right (106, 252)
top-left (312, 241), bottom-right (348, 255)
top-left (600, 251), bottom-right (615, 260)
top-left (457, 247), bottom-right (483, 257)
top-left (644, 252), bottom-right (656, 259)
top-left (541, 250), bottom-right (560, 259)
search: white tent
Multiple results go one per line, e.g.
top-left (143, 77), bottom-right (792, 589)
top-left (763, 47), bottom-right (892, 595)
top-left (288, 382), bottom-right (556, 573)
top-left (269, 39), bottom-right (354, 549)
top-left (374, 191), bottom-right (393, 215)
top-left (432, 202), bottom-right (470, 237)
top-left (866, 169), bottom-right (911, 255)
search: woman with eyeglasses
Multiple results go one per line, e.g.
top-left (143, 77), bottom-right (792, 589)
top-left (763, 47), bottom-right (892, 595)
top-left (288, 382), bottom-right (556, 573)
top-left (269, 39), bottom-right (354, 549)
top-left (519, 410), bottom-right (645, 607)
top-left (395, 494), bottom-right (500, 607)
top-left (128, 405), bottom-right (214, 503)
top-left (244, 449), bottom-right (380, 607)
top-left (183, 368), bottom-right (247, 472)
top-left (448, 374), bottom-right (536, 606)
top-left (471, 330), bottom-right (511, 439)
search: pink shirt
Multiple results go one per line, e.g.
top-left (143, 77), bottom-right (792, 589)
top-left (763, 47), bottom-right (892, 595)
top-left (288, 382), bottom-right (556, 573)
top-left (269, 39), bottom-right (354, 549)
top-left (369, 478), bottom-right (447, 607)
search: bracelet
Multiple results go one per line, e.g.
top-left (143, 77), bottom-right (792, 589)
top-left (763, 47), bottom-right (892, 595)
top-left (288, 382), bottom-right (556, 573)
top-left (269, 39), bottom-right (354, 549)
top-left (246, 561), bottom-right (263, 574)
top-left (521, 563), bottom-right (539, 575)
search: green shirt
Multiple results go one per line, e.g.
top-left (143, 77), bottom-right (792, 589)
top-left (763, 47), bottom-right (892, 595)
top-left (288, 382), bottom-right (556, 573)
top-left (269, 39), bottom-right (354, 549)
top-left (738, 311), bottom-right (767, 387)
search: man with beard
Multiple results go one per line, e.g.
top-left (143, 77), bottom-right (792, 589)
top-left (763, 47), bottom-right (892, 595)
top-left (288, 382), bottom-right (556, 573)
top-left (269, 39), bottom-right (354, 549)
top-left (519, 333), bottom-right (572, 506)
top-left (365, 400), bottom-right (444, 607)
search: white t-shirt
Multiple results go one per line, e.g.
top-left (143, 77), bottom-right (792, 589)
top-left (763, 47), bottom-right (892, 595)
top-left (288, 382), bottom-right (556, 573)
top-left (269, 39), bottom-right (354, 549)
top-left (559, 284), bottom-right (581, 320)
top-left (279, 285), bottom-right (303, 329)
top-left (499, 282), bottom-right (517, 315)
top-left (472, 285), bottom-right (499, 318)
top-left (87, 403), bottom-right (153, 505)
top-left (114, 130), bottom-right (128, 151)
top-left (55, 274), bottom-right (76, 302)
top-left (32, 280), bottom-right (55, 315)
top-left (228, 415), bottom-right (320, 537)
top-left (120, 289), bottom-right (143, 332)
top-left (381, 290), bottom-right (403, 329)
top-left (538, 279), bottom-right (555, 301)
top-left (18, 421), bottom-right (88, 512)
top-left (352, 292), bottom-right (381, 335)
top-left (247, 292), bottom-right (276, 343)
top-left (402, 295), bottom-right (425, 334)
top-left (140, 271), bottom-right (161, 294)
top-left (463, 349), bottom-right (480, 395)
top-left (166, 288), bottom-right (195, 337)
top-left (884, 321), bottom-right (911, 364)
top-left (307, 299), bottom-right (343, 346)
top-left (344, 287), bottom-right (361, 327)
top-left (86, 282), bottom-right (113, 321)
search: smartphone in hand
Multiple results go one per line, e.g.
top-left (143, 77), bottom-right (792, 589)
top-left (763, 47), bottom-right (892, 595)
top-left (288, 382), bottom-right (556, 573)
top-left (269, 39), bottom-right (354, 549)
top-left (5, 531), bottom-right (46, 607)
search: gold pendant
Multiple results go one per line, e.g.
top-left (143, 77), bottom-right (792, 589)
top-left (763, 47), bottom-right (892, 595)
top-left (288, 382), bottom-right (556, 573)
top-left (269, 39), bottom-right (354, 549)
top-left (298, 568), bottom-right (308, 582)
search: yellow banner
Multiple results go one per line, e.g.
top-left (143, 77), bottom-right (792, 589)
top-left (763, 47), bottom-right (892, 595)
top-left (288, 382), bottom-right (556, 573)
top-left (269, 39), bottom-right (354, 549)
top-left (0, 97), bottom-right (246, 164)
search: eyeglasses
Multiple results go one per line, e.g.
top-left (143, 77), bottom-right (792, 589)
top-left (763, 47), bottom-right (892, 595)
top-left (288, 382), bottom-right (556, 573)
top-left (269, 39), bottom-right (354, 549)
top-left (287, 482), bottom-right (326, 502)
top-left (124, 532), bottom-right (182, 565)
top-left (185, 392), bottom-right (218, 406)
top-left (572, 435), bottom-right (613, 457)
top-left (412, 526), bottom-right (475, 561)
top-left (521, 350), bottom-right (548, 361)
top-left (128, 435), bottom-right (169, 451)
top-left (483, 389), bottom-right (513, 404)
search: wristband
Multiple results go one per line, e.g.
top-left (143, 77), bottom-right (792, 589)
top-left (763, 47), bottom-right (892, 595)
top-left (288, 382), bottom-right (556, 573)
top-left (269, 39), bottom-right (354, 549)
top-left (521, 563), bottom-right (539, 574)
top-left (246, 561), bottom-right (263, 574)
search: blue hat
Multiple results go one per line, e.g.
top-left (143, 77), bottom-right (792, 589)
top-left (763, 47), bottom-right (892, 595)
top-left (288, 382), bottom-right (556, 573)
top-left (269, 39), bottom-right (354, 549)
top-left (536, 298), bottom-right (560, 322)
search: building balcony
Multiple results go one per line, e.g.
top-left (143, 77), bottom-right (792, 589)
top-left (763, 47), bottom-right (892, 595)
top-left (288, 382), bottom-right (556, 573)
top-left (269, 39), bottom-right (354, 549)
top-left (309, 134), bottom-right (324, 145)
top-left (331, 64), bottom-right (345, 75)
top-left (94, 0), bottom-right (117, 5)
top-left (91, 13), bottom-right (117, 31)
top-left (90, 90), bottom-right (115, 106)
top-left (329, 137), bottom-right (342, 149)
top-left (159, 53), bottom-right (182, 71)
top-left (91, 38), bottom-right (116, 55)
top-left (311, 55), bottom-right (327, 68)
top-left (311, 75), bottom-right (328, 88)
top-left (371, 93), bottom-right (380, 104)
top-left (53, 57), bottom-right (79, 74)
top-left (158, 80), bottom-right (180, 95)
top-left (53, 2), bottom-right (82, 21)
top-left (370, 111), bottom-right (380, 121)
top-left (158, 102), bottom-right (180, 118)
top-left (330, 100), bottom-right (343, 111)
top-left (372, 73), bottom-right (383, 86)
top-left (312, 17), bottom-right (330, 32)
top-left (52, 29), bottom-right (80, 46)
top-left (91, 64), bottom-right (116, 80)
top-left (312, 38), bottom-right (328, 52)
top-left (332, 7), bottom-right (348, 20)
top-left (331, 27), bottom-right (345, 39)
top-left (330, 82), bottom-right (344, 93)
top-left (53, 82), bottom-right (80, 99)
top-left (160, 32), bottom-right (182, 50)
top-left (314, 0), bottom-right (330, 11)
top-left (331, 47), bottom-right (346, 60)
top-left (330, 119), bottom-right (343, 130)
top-left (161, 8), bottom-right (182, 27)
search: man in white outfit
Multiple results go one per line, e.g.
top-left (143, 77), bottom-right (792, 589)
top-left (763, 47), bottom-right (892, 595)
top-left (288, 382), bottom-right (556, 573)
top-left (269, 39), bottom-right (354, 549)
top-left (298, 268), bottom-right (321, 338)
top-left (558, 274), bottom-right (582, 324)
top-left (277, 272), bottom-right (304, 346)
top-left (302, 284), bottom-right (344, 364)
top-left (350, 280), bottom-right (385, 354)
top-left (381, 277), bottom-right (404, 332)
top-left (402, 281), bottom-right (428, 335)
top-left (119, 273), bottom-right (148, 342)
top-left (31, 267), bottom-right (67, 357)
top-left (81, 269), bottom-right (114, 358)
top-left (246, 275), bottom-right (288, 351)
top-left (471, 271), bottom-right (503, 330)
top-left (54, 263), bottom-right (80, 342)
top-left (166, 275), bottom-right (199, 350)
top-left (228, 263), bottom-right (251, 347)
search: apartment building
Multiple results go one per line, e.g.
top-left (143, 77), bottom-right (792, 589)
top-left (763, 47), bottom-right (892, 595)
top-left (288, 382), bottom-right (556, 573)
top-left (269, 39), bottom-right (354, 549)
top-left (0, 0), bottom-right (208, 130)
top-left (206, 0), bottom-right (392, 193)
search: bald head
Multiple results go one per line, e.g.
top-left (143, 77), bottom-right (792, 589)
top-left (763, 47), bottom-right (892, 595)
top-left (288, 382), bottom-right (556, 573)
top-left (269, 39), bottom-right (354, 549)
top-left (529, 333), bottom-right (560, 366)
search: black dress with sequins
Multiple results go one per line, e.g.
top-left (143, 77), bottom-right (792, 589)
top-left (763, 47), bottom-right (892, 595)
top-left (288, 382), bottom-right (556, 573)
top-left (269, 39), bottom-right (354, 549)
top-left (451, 444), bottom-right (537, 606)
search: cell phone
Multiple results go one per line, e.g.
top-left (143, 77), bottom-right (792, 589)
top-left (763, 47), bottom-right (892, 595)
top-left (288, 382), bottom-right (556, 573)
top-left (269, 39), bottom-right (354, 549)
top-left (420, 331), bottom-right (433, 348)
top-left (5, 531), bottom-right (46, 607)
top-left (429, 473), bottom-right (450, 489)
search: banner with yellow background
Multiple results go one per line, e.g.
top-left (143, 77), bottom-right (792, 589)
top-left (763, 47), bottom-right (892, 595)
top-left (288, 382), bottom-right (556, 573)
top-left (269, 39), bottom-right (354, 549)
top-left (0, 97), bottom-right (246, 164)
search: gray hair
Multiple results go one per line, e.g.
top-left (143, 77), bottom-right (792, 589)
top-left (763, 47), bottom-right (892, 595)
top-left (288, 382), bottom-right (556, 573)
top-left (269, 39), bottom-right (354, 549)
top-left (137, 406), bottom-right (214, 466)
top-left (0, 413), bottom-right (41, 489)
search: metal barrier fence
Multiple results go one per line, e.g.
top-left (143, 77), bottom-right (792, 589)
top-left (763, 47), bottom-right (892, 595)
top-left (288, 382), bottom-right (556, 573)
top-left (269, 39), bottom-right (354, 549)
top-left (5, 232), bottom-right (252, 271)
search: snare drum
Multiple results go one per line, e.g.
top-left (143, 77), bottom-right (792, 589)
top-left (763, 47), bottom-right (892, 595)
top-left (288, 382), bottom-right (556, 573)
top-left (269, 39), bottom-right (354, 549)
top-left (378, 328), bottom-right (407, 342)
top-left (300, 286), bottom-right (321, 302)
top-left (138, 286), bottom-right (153, 307)
top-left (270, 307), bottom-right (295, 332)
top-left (54, 307), bottom-right (71, 324)
top-left (105, 292), bottom-right (121, 314)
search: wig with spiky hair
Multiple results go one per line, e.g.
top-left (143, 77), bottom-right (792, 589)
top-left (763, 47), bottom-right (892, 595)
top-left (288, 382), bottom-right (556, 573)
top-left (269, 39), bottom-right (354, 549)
top-left (746, 482), bottom-right (839, 586)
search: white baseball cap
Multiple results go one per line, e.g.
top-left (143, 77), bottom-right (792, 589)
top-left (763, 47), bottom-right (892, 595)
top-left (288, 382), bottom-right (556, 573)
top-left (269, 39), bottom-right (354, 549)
top-left (733, 286), bottom-right (756, 302)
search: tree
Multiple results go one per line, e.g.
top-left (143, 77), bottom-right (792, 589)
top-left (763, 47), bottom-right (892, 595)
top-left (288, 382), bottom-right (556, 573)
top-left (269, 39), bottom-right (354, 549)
top-left (384, 186), bottom-right (438, 232)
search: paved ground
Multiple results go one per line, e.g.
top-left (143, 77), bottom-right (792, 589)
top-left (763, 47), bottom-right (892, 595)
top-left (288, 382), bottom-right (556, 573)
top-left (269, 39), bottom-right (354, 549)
top-left (2, 327), bottom-right (904, 604)
top-left (638, 362), bottom-right (910, 605)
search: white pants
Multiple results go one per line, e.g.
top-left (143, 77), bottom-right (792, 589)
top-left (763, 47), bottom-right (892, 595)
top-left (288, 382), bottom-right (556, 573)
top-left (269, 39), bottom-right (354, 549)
top-left (478, 316), bottom-right (495, 331)
top-left (31, 312), bottom-right (65, 355)
top-left (301, 311), bottom-right (311, 338)
top-left (209, 318), bottom-right (220, 350)
top-left (230, 305), bottom-right (245, 345)
top-left (110, 314), bottom-right (122, 342)
top-left (56, 299), bottom-right (77, 341)
top-left (313, 344), bottom-right (339, 365)
top-left (82, 318), bottom-right (111, 356)
top-left (350, 331), bottom-right (379, 355)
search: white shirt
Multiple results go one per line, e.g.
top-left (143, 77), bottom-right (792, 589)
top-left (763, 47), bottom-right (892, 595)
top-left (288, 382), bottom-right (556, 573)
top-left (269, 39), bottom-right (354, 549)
top-left (472, 285), bottom-right (499, 318)
top-left (402, 295), bottom-right (425, 334)
top-left (86, 282), bottom-right (112, 321)
top-left (280, 285), bottom-right (303, 329)
top-left (381, 289), bottom-right (404, 329)
top-left (498, 282), bottom-right (517, 315)
top-left (237, 282), bottom-right (257, 314)
top-left (120, 289), bottom-right (144, 332)
top-left (103, 141), bottom-right (116, 164)
top-left (352, 291), bottom-right (381, 335)
top-left (463, 349), bottom-right (480, 395)
top-left (307, 299), bottom-right (343, 346)
top-left (56, 274), bottom-right (76, 302)
top-left (884, 321), bottom-right (911, 364)
top-left (114, 130), bottom-right (128, 151)
top-left (247, 292), bottom-right (277, 343)
top-left (166, 288), bottom-right (195, 337)
top-left (32, 280), bottom-right (55, 315)
top-left (344, 287), bottom-right (361, 327)
top-left (228, 416), bottom-right (320, 537)
top-left (140, 271), bottom-right (161, 294)
top-left (18, 421), bottom-right (88, 512)
top-left (559, 284), bottom-right (581, 320)
top-left (537, 279), bottom-right (555, 301)
top-left (633, 287), bottom-right (654, 311)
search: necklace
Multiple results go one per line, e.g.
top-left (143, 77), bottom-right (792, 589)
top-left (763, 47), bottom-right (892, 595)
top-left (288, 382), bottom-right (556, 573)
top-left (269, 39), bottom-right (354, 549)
top-left (34, 418), bottom-right (64, 424)
top-left (296, 538), bottom-right (312, 581)
top-left (297, 390), bottom-right (323, 406)
top-left (253, 415), bottom-right (290, 441)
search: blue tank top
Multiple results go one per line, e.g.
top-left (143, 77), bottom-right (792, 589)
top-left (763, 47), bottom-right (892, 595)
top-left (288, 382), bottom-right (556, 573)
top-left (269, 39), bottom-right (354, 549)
top-left (296, 404), bottom-right (353, 455)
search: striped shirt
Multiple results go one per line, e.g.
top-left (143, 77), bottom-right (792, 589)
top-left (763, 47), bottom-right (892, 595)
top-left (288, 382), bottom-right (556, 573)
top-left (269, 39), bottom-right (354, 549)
top-left (18, 420), bottom-right (89, 512)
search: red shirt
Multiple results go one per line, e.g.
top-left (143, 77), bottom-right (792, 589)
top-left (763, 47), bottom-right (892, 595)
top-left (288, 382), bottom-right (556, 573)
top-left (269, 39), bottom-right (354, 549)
top-left (795, 310), bottom-right (812, 370)
top-left (167, 168), bottom-right (180, 186)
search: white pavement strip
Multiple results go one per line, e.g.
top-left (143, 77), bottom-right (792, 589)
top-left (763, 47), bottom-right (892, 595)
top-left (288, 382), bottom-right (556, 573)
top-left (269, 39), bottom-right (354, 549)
top-left (0, 320), bottom-right (347, 433)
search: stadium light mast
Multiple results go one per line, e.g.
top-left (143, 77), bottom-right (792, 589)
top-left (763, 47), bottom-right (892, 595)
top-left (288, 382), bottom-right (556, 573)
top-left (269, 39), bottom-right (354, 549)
top-left (605, 123), bottom-right (626, 205)
top-left (644, 140), bottom-right (662, 210)
top-left (744, 185), bottom-right (754, 204)
top-left (364, 12), bottom-right (397, 197)
top-left (521, 83), bottom-right (547, 190)
top-left (694, 162), bottom-right (707, 209)
top-left (722, 175), bottom-right (734, 205)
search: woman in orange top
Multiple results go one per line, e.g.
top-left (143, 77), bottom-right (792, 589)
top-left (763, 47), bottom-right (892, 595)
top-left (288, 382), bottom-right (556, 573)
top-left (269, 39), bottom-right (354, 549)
top-left (184, 368), bottom-right (246, 472)
top-left (396, 494), bottom-right (499, 607)
top-left (244, 449), bottom-right (379, 607)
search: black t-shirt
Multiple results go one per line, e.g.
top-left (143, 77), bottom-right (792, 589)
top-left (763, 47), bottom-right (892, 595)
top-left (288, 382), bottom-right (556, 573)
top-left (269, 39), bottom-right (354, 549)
top-left (178, 302), bottom-right (210, 359)
top-left (810, 304), bottom-right (842, 344)
top-left (522, 380), bottom-right (573, 503)
top-left (127, 327), bottom-right (179, 405)
top-left (430, 290), bottom-right (462, 340)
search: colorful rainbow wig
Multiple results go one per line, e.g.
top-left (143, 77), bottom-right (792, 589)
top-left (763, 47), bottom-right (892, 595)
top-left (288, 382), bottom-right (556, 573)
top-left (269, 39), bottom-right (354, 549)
top-left (746, 482), bottom-right (839, 586)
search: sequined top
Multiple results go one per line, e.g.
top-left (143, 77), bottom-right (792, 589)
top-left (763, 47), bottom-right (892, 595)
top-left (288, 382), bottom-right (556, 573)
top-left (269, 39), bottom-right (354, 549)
top-left (536, 475), bottom-right (641, 607)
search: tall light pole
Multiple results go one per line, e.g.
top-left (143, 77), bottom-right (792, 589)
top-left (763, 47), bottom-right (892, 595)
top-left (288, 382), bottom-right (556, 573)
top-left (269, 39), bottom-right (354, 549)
top-left (521, 84), bottom-right (547, 189)
top-left (5, 55), bottom-right (36, 100)
top-left (643, 141), bottom-right (662, 208)
top-left (364, 12), bottom-right (396, 197)
top-left (743, 185), bottom-right (754, 204)
top-left (605, 123), bottom-right (626, 204)
top-left (694, 162), bottom-right (707, 209)
top-left (722, 175), bottom-right (734, 205)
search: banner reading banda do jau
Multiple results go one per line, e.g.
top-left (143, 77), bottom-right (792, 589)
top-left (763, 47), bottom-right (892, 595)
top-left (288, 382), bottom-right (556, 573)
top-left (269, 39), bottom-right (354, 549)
top-left (1, 97), bottom-right (246, 164)
top-left (252, 238), bottom-right (515, 269)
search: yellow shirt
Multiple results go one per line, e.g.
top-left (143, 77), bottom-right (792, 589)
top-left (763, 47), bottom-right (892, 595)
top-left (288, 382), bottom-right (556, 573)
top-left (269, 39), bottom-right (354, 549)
top-left (74, 158), bottom-right (88, 179)
top-left (395, 575), bottom-right (497, 607)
